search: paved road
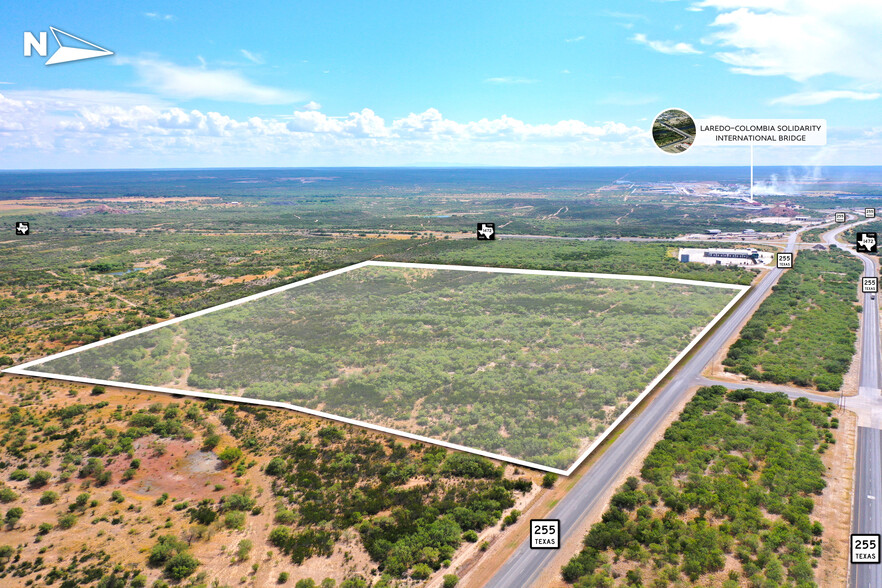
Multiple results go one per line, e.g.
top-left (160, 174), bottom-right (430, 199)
top-left (693, 376), bottom-right (837, 404)
top-left (708, 217), bottom-right (882, 587)
top-left (824, 218), bottom-right (882, 588)
top-left (499, 234), bottom-right (782, 246)
top-left (658, 121), bottom-right (692, 140)
top-left (484, 231), bottom-right (802, 588)
top-left (656, 121), bottom-right (695, 151)
top-left (822, 220), bottom-right (881, 394)
top-left (852, 428), bottom-right (882, 588)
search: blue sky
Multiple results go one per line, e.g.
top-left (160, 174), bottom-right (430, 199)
top-left (1, 1), bottom-right (880, 167)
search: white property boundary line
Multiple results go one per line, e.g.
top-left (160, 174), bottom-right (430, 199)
top-left (3, 261), bottom-right (749, 476)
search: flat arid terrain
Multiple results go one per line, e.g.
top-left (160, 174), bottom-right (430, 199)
top-left (1, 167), bottom-right (878, 587)
top-left (0, 375), bottom-right (543, 587)
top-left (25, 263), bottom-right (741, 471)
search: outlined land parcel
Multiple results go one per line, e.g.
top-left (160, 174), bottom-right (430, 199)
top-left (4, 261), bottom-right (747, 473)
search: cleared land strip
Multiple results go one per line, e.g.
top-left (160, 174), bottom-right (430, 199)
top-left (5, 261), bottom-right (744, 474)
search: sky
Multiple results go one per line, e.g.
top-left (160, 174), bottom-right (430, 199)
top-left (0, 0), bottom-right (881, 168)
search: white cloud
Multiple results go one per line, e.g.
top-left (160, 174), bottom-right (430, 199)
top-left (5, 92), bottom-right (880, 166)
top-left (5, 89), bottom-right (172, 110)
top-left (631, 33), bottom-right (702, 55)
top-left (287, 108), bottom-right (389, 137)
top-left (565, 35), bottom-right (586, 43)
top-left (484, 77), bottom-right (537, 85)
top-left (0, 92), bottom-right (651, 167)
top-left (302, 101), bottom-right (322, 111)
top-left (770, 90), bottom-right (880, 106)
top-left (392, 108), bottom-right (464, 137)
top-left (698, 0), bottom-right (882, 85)
top-left (240, 49), bottom-right (265, 65)
top-left (144, 12), bottom-right (175, 21)
top-left (118, 57), bottom-right (303, 104)
top-left (0, 93), bottom-right (27, 127)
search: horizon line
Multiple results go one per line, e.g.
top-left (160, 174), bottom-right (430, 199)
top-left (1, 164), bottom-right (881, 173)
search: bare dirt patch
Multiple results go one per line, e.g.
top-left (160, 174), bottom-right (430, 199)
top-left (218, 268), bottom-right (282, 285)
top-left (814, 409), bottom-right (856, 588)
top-left (172, 270), bottom-right (210, 282)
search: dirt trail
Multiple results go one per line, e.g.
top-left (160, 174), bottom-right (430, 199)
top-left (814, 409), bottom-right (856, 587)
top-left (614, 207), bottom-right (635, 225)
top-left (109, 292), bottom-right (138, 307)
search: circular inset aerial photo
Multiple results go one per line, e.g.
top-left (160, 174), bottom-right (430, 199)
top-left (652, 108), bottom-right (695, 154)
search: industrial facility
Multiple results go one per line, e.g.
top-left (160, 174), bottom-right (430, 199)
top-left (678, 247), bottom-right (773, 267)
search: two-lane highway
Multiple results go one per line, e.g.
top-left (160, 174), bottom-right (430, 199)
top-left (823, 218), bottom-right (882, 588)
top-left (484, 230), bottom-right (803, 588)
top-left (853, 427), bottom-right (882, 588)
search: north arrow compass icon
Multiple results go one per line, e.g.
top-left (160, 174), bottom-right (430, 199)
top-left (44, 27), bottom-right (113, 65)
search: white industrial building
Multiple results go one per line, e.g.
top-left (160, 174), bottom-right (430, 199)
top-left (678, 247), bottom-right (774, 267)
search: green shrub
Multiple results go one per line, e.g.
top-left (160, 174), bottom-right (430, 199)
top-left (317, 426), bottom-right (344, 442)
top-left (269, 526), bottom-right (291, 547)
top-left (79, 457), bottom-right (104, 478)
top-left (58, 513), bottom-right (77, 529)
top-left (411, 563), bottom-right (432, 580)
top-left (275, 509), bottom-right (297, 524)
top-left (4, 507), bottom-right (23, 526)
top-left (148, 535), bottom-right (188, 566)
top-left (502, 509), bottom-right (520, 528)
top-left (542, 472), bottom-right (558, 488)
top-left (441, 453), bottom-right (501, 479)
top-left (225, 510), bottom-right (246, 530)
top-left (218, 446), bottom-right (243, 465)
top-left (39, 491), bottom-right (58, 505)
top-left (266, 457), bottom-right (287, 476)
top-left (164, 552), bottom-right (200, 579)
top-left (561, 386), bottom-right (834, 586)
top-left (203, 433), bottom-right (221, 450)
top-left (72, 492), bottom-right (90, 510)
top-left (237, 539), bottom-right (253, 561)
